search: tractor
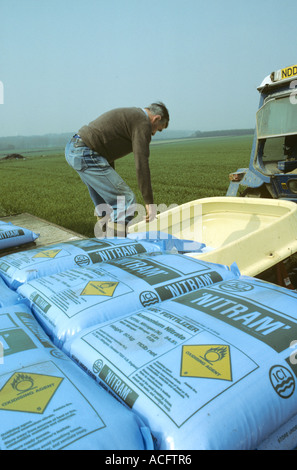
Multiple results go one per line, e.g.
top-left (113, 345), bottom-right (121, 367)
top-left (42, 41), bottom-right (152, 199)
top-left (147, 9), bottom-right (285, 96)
top-left (227, 64), bottom-right (297, 200)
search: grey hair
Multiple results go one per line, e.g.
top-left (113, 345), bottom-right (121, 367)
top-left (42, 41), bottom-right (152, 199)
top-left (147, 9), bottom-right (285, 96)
top-left (146, 102), bottom-right (169, 128)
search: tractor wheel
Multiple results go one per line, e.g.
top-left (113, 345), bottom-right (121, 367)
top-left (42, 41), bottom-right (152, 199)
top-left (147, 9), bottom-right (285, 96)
top-left (241, 186), bottom-right (272, 198)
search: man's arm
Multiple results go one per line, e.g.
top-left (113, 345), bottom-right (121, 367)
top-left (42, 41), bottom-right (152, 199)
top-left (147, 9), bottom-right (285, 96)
top-left (132, 126), bottom-right (154, 206)
top-left (145, 204), bottom-right (157, 222)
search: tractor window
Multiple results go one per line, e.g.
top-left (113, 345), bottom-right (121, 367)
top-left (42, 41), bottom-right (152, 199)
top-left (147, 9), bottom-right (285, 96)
top-left (256, 94), bottom-right (297, 138)
top-left (261, 134), bottom-right (297, 162)
top-left (261, 137), bottom-right (285, 163)
top-left (258, 134), bottom-right (297, 174)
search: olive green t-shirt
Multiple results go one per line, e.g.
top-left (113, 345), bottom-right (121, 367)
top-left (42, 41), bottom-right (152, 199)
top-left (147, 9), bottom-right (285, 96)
top-left (79, 107), bottom-right (153, 204)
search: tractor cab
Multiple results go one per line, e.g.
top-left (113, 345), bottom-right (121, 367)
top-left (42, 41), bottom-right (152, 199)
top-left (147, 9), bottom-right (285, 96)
top-left (227, 64), bottom-right (297, 200)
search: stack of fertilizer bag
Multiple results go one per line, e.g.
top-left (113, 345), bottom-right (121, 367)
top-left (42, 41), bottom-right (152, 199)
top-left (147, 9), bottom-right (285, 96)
top-left (0, 220), bottom-right (39, 251)
top-left (0, 302), bottom-right (153, 449)
top-left (3, 230), bottom-right (297, 449)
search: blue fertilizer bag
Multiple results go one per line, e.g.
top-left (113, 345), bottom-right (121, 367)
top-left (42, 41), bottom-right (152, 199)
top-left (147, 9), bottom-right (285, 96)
top-left (0, 277), bottom-right (22, 307)
top-left (0, 237), bottom-right (164, 290)
top-left (17, 251), bottom-right (240, 348)
top-left (127, 231), bottom-right (205, 254)
top-left (0, 303), bottom-right (153, 450)
top-left (256, 412), bottom-right (297, 450)
top-left (0, 222), bottom-right (39, 251)
top-left (64, 276), bottom-right (297, 450)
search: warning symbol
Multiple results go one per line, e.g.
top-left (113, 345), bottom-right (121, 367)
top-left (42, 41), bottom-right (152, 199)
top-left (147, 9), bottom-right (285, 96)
top-left (181, 344), bottom-right (232, 381)
top-left (80, 281), bottom-right (119, 296)
top-left (0, 372), bottom-right (63, 414)
top-left (33, 249), bottom-right (62, 259)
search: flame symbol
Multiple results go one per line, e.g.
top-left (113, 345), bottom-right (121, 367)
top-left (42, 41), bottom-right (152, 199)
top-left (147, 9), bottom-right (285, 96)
top-left (203, 347), bottom-right (227, 364)
top-left (11, 373), bottom-right (34, 392)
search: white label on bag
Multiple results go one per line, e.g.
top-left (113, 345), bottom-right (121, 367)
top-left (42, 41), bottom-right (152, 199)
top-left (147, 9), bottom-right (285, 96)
top-left (79, 306), bottom-right (258, 426)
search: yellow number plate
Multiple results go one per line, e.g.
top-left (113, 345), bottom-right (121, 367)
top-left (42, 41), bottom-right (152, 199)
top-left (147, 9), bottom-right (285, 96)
top-left (281, 65), bottom-right (297, 80)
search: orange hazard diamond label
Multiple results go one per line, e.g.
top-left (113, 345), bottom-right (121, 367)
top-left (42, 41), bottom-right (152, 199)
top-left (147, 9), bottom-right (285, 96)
top-left (0, 372), bottom-right (63, 414)
top-left (80, 281), bottom-right (119, 296)
top-left (181, 344), bottom-right (232, 381)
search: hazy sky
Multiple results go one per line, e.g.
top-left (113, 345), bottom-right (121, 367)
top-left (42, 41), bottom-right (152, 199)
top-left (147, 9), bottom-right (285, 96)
top-left (1, 0), bottom-right (297, 137)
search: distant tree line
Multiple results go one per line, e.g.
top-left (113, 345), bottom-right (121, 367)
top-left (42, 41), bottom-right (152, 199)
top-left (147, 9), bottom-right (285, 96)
top-left (0, 133), bottom-right (72, 150)
top-left (191, 129), bottom-right (254, 138)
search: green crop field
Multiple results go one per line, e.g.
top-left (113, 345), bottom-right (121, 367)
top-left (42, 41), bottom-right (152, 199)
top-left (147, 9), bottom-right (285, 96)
top-left (0, 135), bottom-right (253, 238)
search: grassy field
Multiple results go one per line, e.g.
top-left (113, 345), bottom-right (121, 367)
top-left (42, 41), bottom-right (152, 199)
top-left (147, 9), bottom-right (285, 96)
top-left (0, 135), bottom-right (253, 237)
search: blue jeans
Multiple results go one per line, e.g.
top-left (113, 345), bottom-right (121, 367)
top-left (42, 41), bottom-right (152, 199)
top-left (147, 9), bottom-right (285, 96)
top-left (65, 138), bottom-right (136, 223)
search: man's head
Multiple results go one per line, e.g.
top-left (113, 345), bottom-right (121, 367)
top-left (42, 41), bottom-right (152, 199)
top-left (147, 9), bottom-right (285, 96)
top-left (145, 102), bottom-right (169, 136)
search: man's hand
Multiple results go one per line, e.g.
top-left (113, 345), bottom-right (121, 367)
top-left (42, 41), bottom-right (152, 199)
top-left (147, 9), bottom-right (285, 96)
top-left (145, 204), bottom-right (157, 222)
